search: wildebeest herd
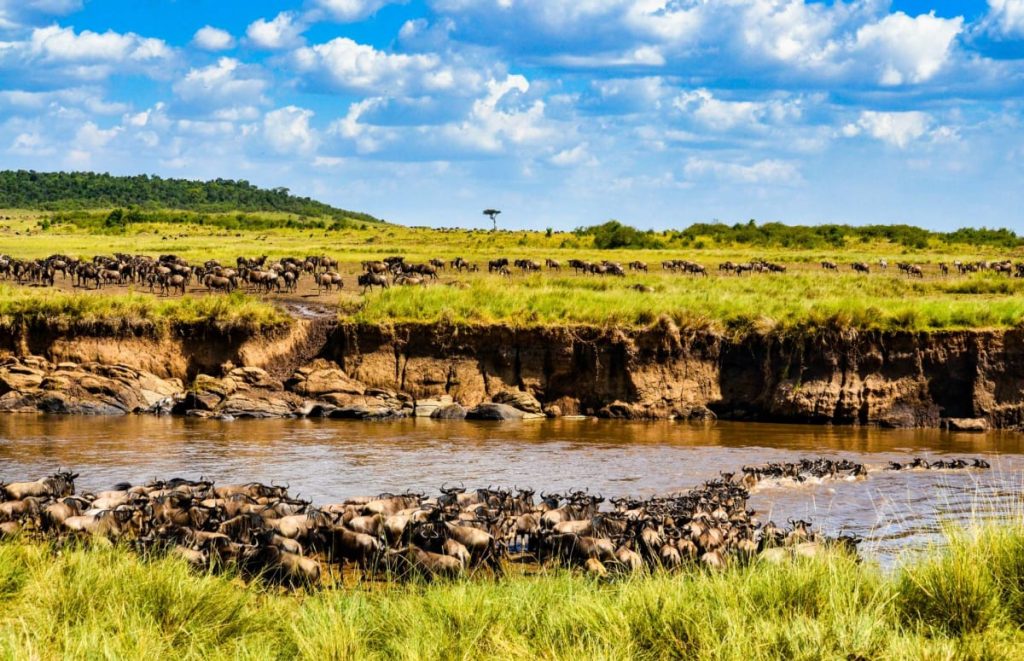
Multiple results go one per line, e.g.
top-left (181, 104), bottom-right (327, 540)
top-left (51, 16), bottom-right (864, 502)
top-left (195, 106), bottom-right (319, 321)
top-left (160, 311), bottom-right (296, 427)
top-left (835, 258), bottom-right (1024, 277)
top-left (1, 250), bottom-right (1022, 299)
top-left (0, 456), bottom-right (989, 587)
top-left (0, 252), bottom-right (345, 296)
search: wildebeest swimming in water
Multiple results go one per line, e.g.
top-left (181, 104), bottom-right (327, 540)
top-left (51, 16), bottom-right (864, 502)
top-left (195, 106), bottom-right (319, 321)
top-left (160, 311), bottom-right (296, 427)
top-left (0, 456), bottom-right (991, 586)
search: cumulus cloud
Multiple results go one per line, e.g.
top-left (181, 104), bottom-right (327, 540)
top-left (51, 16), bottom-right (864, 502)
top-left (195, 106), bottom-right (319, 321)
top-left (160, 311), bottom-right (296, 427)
top-left (27, 24), bottom-right (170, 62)
top-left (0, 24), bottom-right (171, 83)
top-left (263, 106), bottom-right (318, 154)
top-left (985, 0), bottom-right (1024, 37)
top-left (672, 89), bottom-right (802, 131)
top-left (291, 37), bottom-right (478, 95)
top-left (328, 97), bottom-right (395, 154)
top-left (444, 74), bottom-right (554, 153)
top-left (173, 57), bottom-right (267, 107)
top-left (312, 0), bottom-right (405, 22)
top-left (8, 131), bottom-right (54, 156)
top-left (0, 0), bottom-right (81, 30)
top-left (550, 142), bottom-right (597, 167)
top-left (246, 11), bottom-right (305, 50)
top-left (842, 111), bottom-right (932, 148)
top-left (192, 26), bottom-right (235, 51)
top-left (854, 12), bottom-right (963, 86)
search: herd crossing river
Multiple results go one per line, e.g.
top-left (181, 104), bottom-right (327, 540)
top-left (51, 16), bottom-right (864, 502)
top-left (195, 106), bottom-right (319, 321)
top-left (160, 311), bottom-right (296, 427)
top-left (1, 416), bottom-right (1022, 566)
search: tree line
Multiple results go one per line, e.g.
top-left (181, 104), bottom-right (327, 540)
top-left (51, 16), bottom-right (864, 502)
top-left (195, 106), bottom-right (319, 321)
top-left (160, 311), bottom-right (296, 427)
top-left (0, 170), bottom-right (380, 223)
top-left (576, 219), bottom-right (1023, 250)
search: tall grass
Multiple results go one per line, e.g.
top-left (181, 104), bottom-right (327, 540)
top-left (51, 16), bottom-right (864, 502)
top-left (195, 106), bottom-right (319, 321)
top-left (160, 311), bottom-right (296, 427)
top-left (354, 272), bottom-right (1024, 332)
top-left (3, 526), bottom-right (1024, 659)
top-left (0, 285), bottom-right (288, 335)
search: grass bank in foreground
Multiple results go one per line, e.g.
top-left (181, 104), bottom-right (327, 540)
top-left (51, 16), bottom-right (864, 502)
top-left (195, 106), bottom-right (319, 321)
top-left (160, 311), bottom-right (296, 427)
top-left (0, 285), bottom-right (288, 336)
top-left (3, 526), bottom-right (1024, 659)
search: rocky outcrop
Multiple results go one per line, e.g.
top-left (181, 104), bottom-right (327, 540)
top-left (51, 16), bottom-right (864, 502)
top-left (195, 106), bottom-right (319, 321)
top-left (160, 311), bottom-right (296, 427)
top-left (0, 356), bottom-right (183, 415)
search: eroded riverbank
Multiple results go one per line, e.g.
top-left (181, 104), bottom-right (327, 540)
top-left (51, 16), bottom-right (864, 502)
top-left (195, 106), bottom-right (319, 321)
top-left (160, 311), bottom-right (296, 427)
top-left (1, 319), bottom-right (1023, 429)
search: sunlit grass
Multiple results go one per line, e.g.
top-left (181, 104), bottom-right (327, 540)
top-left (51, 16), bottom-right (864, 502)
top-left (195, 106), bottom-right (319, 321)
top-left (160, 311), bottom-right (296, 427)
top-left (3, 525), bottom-right (1024, 658)
top-left (3, 214), bottom-right (1024, 332)
top-left (354, 271), bottom-right (1024, 332)
top-left (0, 284), bottom-right (288, 335)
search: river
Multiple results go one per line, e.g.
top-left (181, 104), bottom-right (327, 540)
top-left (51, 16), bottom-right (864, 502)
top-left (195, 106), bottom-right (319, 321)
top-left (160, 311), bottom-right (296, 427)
top-left (1, 415), bottom-right (1022, 561)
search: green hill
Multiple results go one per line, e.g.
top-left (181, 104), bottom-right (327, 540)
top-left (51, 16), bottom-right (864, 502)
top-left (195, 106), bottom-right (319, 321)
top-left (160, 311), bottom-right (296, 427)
top-left (0, 170), bottom-right (381, 223)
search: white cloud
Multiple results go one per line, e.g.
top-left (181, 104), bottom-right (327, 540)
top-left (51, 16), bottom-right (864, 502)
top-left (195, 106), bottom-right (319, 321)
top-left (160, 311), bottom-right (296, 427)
top-left (313, 0), bottom-right (404, 22)
top-left (0, 0), bottom-right (81, 30)
top-left (264, 106), bottom-right (318, 154)
top-left (854, 12), bottom-right (963, 86)
top-left (683, 157), bottom-right (802, 184)
top-left (986, 0), bottom-right (1024, 37)
top-left (8, 131), bottom-right (54, 156)
top-left (328, 97), bottom-right (393, 153)
top-left (291, 37), bottom-right (476, 95)
top-left (174, 57), bottom-right (267, 107)
top-left (843, 110), bottom-right (932, 148)
top-left (550, 142), bottom-right (597, 167)
top-left (28, 24), bottom-right (170, 62)
top-left (546, 46), bottom-right (665, 68)
top-left (192, 26), bottom-right (235, 51)
top-left (74, 120), bottom-right (120, 150)
top-left (0, 24), bottom-right (172, 82)
top-left (0, 87), bottom-right (126, 114)
top-left (246, 11), bottom-right (305, 50)
top-left (444, 74), bottom-right (553, 152)
top-left (672, 89), bottom-right (802, 131)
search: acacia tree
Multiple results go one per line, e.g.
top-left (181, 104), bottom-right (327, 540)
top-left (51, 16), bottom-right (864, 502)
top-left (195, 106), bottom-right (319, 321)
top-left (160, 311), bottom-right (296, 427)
top-left (483, 208), bottom-right (501, 231)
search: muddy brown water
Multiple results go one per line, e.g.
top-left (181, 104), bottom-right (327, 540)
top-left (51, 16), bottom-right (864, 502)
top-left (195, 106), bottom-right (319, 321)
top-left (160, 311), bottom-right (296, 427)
top-left (2, 416), bottom-right (1022, 561)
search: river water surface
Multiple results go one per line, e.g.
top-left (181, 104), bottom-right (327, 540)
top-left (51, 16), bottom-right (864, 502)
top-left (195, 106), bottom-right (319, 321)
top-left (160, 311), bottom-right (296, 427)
top-left (2, 416), bottom-right (1022, 561)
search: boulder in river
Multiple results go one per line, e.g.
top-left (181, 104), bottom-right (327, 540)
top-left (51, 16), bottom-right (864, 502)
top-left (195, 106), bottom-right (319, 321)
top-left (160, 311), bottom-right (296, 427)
top-left (466, 402), bottom-right (545, 421)
top-left (492, 389), bottom-right (543, 414)
top-left (431, 403), bottom-right (468, 420)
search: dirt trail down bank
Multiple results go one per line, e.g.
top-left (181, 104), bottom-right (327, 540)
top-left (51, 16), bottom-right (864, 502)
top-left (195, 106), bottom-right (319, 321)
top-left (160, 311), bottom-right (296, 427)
top-left (0, 314), bottom-right (1021, 429)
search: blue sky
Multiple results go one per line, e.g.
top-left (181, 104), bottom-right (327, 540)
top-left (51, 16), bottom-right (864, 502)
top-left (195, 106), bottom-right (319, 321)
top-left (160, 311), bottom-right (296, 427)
top-left (0, 1), bottom-right (1022, 231)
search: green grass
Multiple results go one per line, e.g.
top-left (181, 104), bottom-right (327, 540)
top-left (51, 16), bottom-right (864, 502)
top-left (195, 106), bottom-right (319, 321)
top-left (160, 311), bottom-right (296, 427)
top-left (0, 284), bottom-right (288, 336)
top-left (354, 271), bottom-right (1024, 333)
top-left (3, 212), bottom-right (1024, 333)
top-left (4, 526), bottom-right (1024, 659)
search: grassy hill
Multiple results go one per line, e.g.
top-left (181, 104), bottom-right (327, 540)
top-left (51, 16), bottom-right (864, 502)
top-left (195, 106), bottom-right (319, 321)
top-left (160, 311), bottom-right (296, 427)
top-left (0, 170), bottom-right (380, 223)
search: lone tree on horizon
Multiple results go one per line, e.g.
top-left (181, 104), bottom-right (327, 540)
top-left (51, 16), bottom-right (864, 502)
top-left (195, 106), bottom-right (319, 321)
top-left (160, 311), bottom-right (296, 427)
top-left (483, 208), bottom-right (501, 231)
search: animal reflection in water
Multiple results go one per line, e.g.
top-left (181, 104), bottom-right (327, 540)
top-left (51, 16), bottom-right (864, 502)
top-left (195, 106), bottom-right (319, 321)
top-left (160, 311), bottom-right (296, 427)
top-left (0, 457), bottom-right (990, 587)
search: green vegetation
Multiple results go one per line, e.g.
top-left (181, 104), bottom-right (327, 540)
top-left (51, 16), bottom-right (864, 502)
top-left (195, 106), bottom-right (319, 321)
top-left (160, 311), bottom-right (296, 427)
top-left (2, 525), bottom-right (1024, 658)
top-left (0, 285), bottom-right (287, 335)
top-left (49, 208), bottom-right (373, 234)
top-left (675, 220), bottom-right (1024, 250)
top-left (576, 220), bottom-right (665, 249)
top-left (354, 272), bottom-right (1024, 333)
top-left (1, 208), bottom-right (1024, 333)
top-left (0, 171), bottom-right (380, 222)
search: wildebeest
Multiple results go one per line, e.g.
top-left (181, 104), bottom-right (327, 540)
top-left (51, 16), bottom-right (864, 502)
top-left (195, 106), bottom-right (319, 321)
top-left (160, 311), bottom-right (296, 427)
top-left (358, 272), bottom-right (389, 292)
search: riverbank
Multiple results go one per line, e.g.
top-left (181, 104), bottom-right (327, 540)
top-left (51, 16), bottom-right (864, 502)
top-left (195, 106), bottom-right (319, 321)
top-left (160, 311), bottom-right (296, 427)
top-left (1, 525), bottom-right (1022, 659)
top-left (0, 315), bottom-right (1022, 429)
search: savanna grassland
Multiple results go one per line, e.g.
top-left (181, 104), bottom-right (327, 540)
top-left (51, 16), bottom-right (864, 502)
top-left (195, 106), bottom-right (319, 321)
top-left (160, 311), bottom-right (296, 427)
top-left (3, 525), bottom-right (1024, 659)
top-left (2, 208), bottom-right (1024, 334)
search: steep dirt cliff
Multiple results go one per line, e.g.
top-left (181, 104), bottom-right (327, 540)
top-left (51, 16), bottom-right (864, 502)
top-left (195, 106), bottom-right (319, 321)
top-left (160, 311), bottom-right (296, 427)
top-left (323, 321), bottom-right (1024, 429)
top-left (1, 318), bottom-right (1022, 428)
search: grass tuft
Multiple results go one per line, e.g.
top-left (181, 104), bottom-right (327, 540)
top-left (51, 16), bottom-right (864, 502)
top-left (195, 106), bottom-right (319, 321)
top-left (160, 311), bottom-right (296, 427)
top-left (3, 527), bottom-right (1024, 658)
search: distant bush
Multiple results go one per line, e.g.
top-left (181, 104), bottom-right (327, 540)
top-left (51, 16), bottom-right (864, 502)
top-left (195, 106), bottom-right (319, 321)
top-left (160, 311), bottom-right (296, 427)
top-left (572, 219), bottom-right (1019, 251)
top-left (576, 220), bottom-right (665, 249)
